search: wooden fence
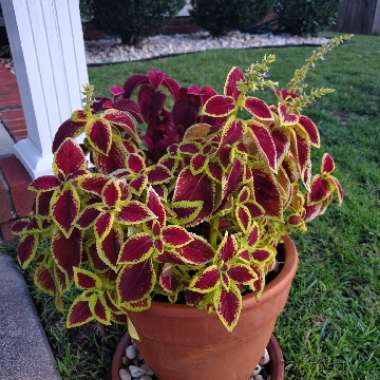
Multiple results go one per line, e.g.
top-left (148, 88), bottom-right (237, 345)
top-left (337, 0), bottom-right (380, 34)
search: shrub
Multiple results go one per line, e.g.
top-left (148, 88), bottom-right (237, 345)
top-left (274, 0), bottom-right (339, 36)
top-left (92, 0), bottom-right (185, 45)
top-left (14, 36), bottom-right (349, 333)
top-left (190, 0), bottom-right (274, 36)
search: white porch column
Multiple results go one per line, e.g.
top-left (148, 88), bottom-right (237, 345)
top-left (1, 0), bottom-right (88, 178)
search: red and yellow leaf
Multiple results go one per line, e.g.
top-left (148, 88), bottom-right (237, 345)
top-left (66, 292), bottom-right (94, 328)
top-left (117, 259), bottom-right (155, 303)
top-left (244, 97), bottom-right (273, 121)
top-left (51, 228), bottom-right (82, 280)
top-left (177, 234), bottom-right (214, 265)
top-left (213, 283), bottom-right (242, 332)
top-left (118, 233), bottom-right (153, 264)
top-left (162, 226), bottom-right (193, 248)
top-left (74, 267), bottom-right (101, 289)
top-left (50, 183), bottom-right (80, 238)
top-left (85, 117), bottom-right (112, 155)
top-left (189, 265), bottom-right (220, 293)
top-left (118, 201), bottom-right (156, 225)
top-left (17, 234), bottom-right (38, 269)
top-left (203, 95), bottom-right (236, 117)
top-left (54, 138), bottom-right (86, 178)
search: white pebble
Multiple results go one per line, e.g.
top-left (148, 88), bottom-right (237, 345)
top-left (141, 364), bottom-right (154, 376)
top-left (128, 365), bottom-right (146, 378)
top-left (254, 375), bottom-right (264, 380)
top-left (139, 377), bottom-right (152, 380)
top-left (259, 348), bottom-right (270, 365)
top-left (252, 365), bottom-right (262, 376)
top-left (119, 368), bottom-right (131, 380)
top-left (126, 344), bottom-right (137, 360)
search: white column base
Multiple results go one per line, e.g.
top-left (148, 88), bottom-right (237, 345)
top-left (14, 138), bottom-right (53, 179)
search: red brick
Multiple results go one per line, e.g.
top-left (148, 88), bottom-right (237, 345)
top-left (0, 156), bottom-right (35, 217)
top-left (0, 178), bottom-right (13, 223)
top-left (0, 220), bottom-right (15, 241)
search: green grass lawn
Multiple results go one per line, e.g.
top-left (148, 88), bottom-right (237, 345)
top-left (5, 34), bottom-right (380, 380)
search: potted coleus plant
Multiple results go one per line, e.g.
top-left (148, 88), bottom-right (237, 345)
top-left (13, 36), bottom-right (348, 380)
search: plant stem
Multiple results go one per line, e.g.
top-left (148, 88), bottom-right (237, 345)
top-left (209, 216), bottom-right (220, 248)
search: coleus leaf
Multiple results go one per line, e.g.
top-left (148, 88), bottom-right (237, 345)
top-left (96, 226), bottom-right (123, 270)
top-left (117, 259), bottom-right (155, 303)
top-left (87, 243), bottom-right (109, 272)
top-left (146, 164), bottom-right (172, 184)
top-left (251, 247), bottom-right (274, 264)
top-left (146, 186), bottom-right (166, 226)
top-left (92, 136), bottom-right (128, 174)
top-left (79, 174), bottom-right (108, 196)
top-left (183, 123), bottom-right (210, 140)
top-left (173, 169), bottom-right (215, 226)
top-left (17, 234), bottom-right (38, 269)
top-left (217, 233), bottom-right (237, 262)
top-left (52, 120), bottom-right (84, 154)
top-left (101, 180), bottom-right (121, 208)
top-left (246, 122), bottom-right (277, 171)
top-left (85, 118), bottom-right (112, 155)
top-left (189, 265), bottom-right (220, 293)
top-left (52, 228), bottom-right (82, 281)
top-left (128, 174), bottom-right (148, 197)
top-left (221, 120), bottom-right (244, 146)
top-left (177, 234), bottom-right (214, 265)
top-left (213, 283), bottom-right (242, 332)
top-left (247, 223), bottom-right (259, 246)
top-left (224, 66), bottom-right (245, 100)
top-left (271, 129), bottom-right (290, 166)
top-left (35, 191), bottom-right (54, 217)
top-left (308, 176), bottom-right (331, 204)
top-left (89, 293), bottom-right (111, 325)
top-left (159, 264), bottom-right (183, 298)
top-left (222, 158), bottom-right (243, 200)
top-left (298, 115), bottom-right (320, 148)
top-left (235, 205), bottom-right (251, 233)
top-left (203, 95), bottom-right (235, 117)
top-left (74, 267), bottom-right (101, 289)
top-left (244, 97), bottom-right (273, 121)
top-left (171, 200), bottom-right (203, 226)
top-left (29, 175), bottom-right (61, 192)
top-left (103, 109), bottom-right (139, 141)
top-left (118, 201), bottom-right (156, 225)
top-left (127, 153), bottom-right (145, 174)
top-left (206, 161), bottom-right (223, 183)
top-left (162, 226), bottom-right (193, 248)
top-left (11, 219), bottom-right (31, 235)
top-left (66, 291), bottom-right (94, 328)
top-left (252, 169), bottom-right (283, 219)
top-left (118, 233), bottom-right (153, 264)
top-left (76, 206), bottom-right (100, 230)
top-left (34, 264), bottom-right (55, 296)
top-left (54, 138), bottom-right (86, 178)
top-left (329, 176), bottom-right (344, 205)
top-left (50, 183), bottom-right (80, 238)
top-left (321, 153), bottom-right (336, 174)
top-left (190, 154), bottom-right (207, 175)
top-left (94, 211), bottom-right (114, 241)
top-left (278, 104), bottom-right (299, 126)
top-left (227, 264), bottom-right (256, 284)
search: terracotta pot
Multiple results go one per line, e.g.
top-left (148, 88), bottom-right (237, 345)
top-left (122, 236), bottom-right (298, 380)
top-left (112, 334), bottom-right (285, 380)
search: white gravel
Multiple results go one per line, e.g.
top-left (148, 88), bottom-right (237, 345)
top-left (85, 31), bottom-right (329, 65)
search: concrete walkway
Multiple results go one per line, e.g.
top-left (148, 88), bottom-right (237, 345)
top-left (0, 255), bottom-right (61, 380)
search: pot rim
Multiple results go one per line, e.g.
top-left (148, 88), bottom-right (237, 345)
top-left (140, 235), bottom-right (299, 318)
